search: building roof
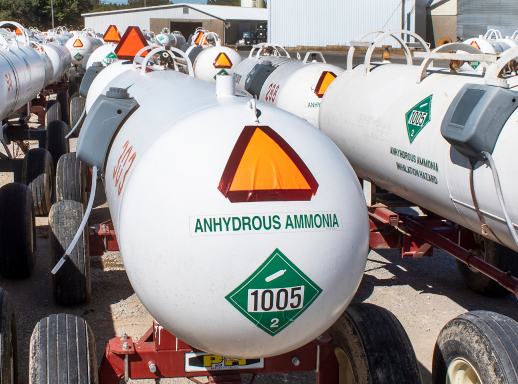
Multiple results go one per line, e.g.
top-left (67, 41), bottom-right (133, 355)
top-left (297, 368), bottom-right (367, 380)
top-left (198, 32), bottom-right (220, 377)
top-left (82, 2), bottom-right (268, 20)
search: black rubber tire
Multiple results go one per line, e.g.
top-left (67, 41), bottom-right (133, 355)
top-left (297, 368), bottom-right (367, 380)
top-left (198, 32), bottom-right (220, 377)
top-left (22, 149), bottom-right (54, 217)
top-left (329, 303), bottom-right (422, 384)
top-left (49, 200), bottom-right (90, 305)
top-left (45, 100), bottom-right (61, 127)
top-left (56, 153), bottom-right (87, 206)
top-left (0, 183), bottom-right (36, 279)
top-left (29, 314), bottom-right (97, 384)
top-left (68, 82), bottom-right (79, 99)
top-left (457, 234), bottom-right (518, 297)
top-left (0, 288), bottom-right (18, 384)
top-left (56, 91), bottom-right (70, 125)
top-left (432, 311), bottom-right (518, 384)
top-left (69, 97), bottom-right (85, 139)
top-left (46, 120), bottom-right (69, 172)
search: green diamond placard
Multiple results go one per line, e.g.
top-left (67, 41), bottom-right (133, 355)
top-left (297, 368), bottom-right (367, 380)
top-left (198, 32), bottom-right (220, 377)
top-left (405, 95), bottom-right (432, 144)
top-left (213, 69), bottom-right (229, 80)
top-left (74, 52), bottom-right (84, 61)
top-left (102, 52), bottom-right (118, 65)
top-left (226, 249), bottom-right (322, 336)
top-left (469, 61), bottom-right (480, 70)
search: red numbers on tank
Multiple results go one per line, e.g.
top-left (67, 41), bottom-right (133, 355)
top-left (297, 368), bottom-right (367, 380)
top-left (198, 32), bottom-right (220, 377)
top-left (5, 73), bottom-right (13, 92)
top-left (265, 84), bottom-right (280, 103)
top-left (113, 140), bottom-right (137, 196)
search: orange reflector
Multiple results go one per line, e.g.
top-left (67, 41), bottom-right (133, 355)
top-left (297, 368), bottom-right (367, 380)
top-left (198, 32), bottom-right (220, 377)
top-left (218, 126), bottom-right (319, 202)
top-left (213, 52), bottom-right (232, 69)
top-left (114, 26), bottom-right (149, 60)
top-left (470, 41), bottom-right (481, 50)
top-left (314, 71), bottom-right (337, 98)
top-left (103, 25), bottom-right (121, 43)
top-left (73, 39), bottom-right (84, 48)
top-left (194, 31), bottom-right (204, 45)
top-left (15, 27), bottom-right (22, 35)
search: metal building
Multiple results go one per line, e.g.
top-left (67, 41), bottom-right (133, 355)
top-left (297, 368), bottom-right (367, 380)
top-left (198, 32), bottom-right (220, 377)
top-left (268, 0), bottom-right (428, 49)
top-left (82, 3), bottom-right (268, 45)
top-left (426, 0), bottom-right (518, 48)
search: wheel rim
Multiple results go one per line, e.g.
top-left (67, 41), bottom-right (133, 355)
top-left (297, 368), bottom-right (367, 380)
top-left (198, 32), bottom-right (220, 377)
top-left (446, 357), bottom-right (482, 384)
top-left (334, 347), bottom-right (354, 384)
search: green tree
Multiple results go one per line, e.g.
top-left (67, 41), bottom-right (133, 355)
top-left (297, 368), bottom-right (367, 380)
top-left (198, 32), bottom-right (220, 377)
top-left (126, 0), bottom-right (172, 8)
top-left (0, 0), bottom-right (39, 27)
top-left (36, 0), bottom-right (93, 29)
top-left (206, 0), bottom-right (240, 5)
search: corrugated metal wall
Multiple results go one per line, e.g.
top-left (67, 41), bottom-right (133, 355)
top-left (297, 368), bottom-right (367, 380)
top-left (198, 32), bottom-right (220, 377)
top-left (84, 8), bottom-right (214, 35)
top-left (268, 0), bottom-right (421, 48)
top-left (457, 0), bottom-right (518, 39)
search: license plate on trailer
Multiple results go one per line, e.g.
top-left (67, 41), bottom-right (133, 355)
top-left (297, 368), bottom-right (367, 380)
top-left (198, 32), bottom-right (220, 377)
top-left (184, 353), bottom-right (264, 372)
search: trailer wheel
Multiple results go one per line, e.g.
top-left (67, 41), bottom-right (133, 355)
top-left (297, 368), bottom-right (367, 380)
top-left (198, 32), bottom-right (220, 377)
top-left (0, 288), bottom-right (18, 384)
top-left (432, 311), bottom-right (518, 384)
top-left (56, 153), bottom-right (87, 206)
top-left (56, 91), bottom-right (70, 125)
top-left (49, 200), bottom-right (90, 305)
top-left (68, 82), bottom-right (79, 99)
top-left (69, 97), bottom-right (85, 138)
top-left (456, 234), bottom-right (518, 297)
top-left (0, 183), bottom-right (36, 279)
top-left (22, 149), bottom-right (54, 217)
top-left (29, 314), bottom-right (97, 384)
top-left (46, 120), bottom-right (69, 172)
top-left (45, 100), bottom-right (61, 127)
top-left (329, 303), bottom-right (422, 384)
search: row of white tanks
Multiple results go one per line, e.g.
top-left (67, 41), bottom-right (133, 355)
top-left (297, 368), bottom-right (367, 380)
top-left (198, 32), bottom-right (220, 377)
top-left (47, 25), bottom-right (518, 361)
top-left (0, 21), bottom-right (72, 122)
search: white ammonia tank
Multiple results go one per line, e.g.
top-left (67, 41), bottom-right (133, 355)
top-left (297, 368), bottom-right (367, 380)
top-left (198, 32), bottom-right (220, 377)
top-left (77, 49), bottom-right (369, 358)
top-left (85, 44), bottom-right (117, 68)
top-left (233, 45), bottom-right (344, 127)
top-left (193, 45), bottom-right (243, 84)
top-left (0, 21), bottom-right (46, 120)
top-left (156, 28), bottom-right (186, 49)
top-left (320, 32), bottom-right (518, 252)
top-left (66, 33), bottom-right (103, 65)
top-left (41, 42), bottom-right (72, 83)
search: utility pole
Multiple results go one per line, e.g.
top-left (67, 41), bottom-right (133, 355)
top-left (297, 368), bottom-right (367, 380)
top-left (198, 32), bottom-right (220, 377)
top-left (401, 0), bottom-right (405, 40)
top-left (51, 0), bottom-right (55, 29)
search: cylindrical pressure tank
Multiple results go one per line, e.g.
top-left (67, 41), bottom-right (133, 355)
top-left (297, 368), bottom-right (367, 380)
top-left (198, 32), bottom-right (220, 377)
top-left (320, 45), bottom-right (518, 252)
top-left (85, 44), bottom-right (118, 69)
top-left (41, 42), bottom-right (72, 83)
top-left (233, 49), bottom-right (343, 127)
top-left (66, 34), bottom-right (103, 65)
top-left (77, 63), bottom-right (369, 358)
top-left (193, 45), bottom-right (243, 84)
top-left (0, 39), bottom-right (47, 120)
top-left (156, 33), bottom-right (186, 49)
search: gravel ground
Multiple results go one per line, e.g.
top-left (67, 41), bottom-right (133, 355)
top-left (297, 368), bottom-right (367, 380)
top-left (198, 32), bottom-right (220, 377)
top-left (1, 56), bottom-right (517, 383)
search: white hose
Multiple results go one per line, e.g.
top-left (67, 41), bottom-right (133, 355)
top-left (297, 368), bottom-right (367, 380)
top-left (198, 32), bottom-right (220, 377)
top-left (65, 108), bottom-right (86, 139)
top-left (51, 165), bottom-right (98, 275)
top-left (482, 151), bottom-right (518, 248)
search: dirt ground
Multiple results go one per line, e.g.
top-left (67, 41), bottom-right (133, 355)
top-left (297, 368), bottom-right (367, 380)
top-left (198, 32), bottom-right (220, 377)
top-left (1, 59), bottom-right (517, 384)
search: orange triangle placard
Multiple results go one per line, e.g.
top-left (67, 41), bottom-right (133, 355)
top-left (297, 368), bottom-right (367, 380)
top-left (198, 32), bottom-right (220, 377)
top-left (104, 25), bottom-right (121, 43)
top-left (213, 52), bottom-right (232, 69)
top-left (15, 27), bottom-right (22, 35)
top-left (194, 31), bottom-right (204, 45)
top-left (314, 71), bottom-right (337, 98)
top-left (470, 41), bottom-right (481, 50)
top-left (218, 126), bottom-right (319, 202)
top-left (114, 26), bottom-right (149, 60)
top-left (73, 39), bottom-right (84, 47)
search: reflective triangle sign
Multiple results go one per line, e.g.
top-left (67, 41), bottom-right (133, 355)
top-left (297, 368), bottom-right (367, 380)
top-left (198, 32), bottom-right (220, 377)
top-left (314, 71), bottom-right (337, 98)
top-left (218, 126), bottom-right (319, 202)
top-left (73, 39), bottom-right (84, 48)
top-left (15, 27), bottom-right (22, 35)
top-left (213, 52), bottom-right (232, 69)
top-left (114, 26), bottom-right (149, 60)
top-left (470, 41), bottom-right (481, 50)
top-left (194, 31), bottom-right (205, 45)
top-left (103, 25), bottom-right (121, 43)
